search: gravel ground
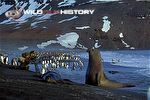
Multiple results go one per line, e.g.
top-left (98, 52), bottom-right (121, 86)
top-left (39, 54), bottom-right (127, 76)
top-left (0, 64), bottom-right (147, 100)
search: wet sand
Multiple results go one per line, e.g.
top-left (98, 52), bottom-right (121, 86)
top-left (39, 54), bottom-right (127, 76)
top-left (0, 64), bottom-right (146, 100)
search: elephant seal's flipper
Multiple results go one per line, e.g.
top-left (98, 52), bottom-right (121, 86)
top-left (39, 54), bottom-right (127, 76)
top-left (98, 74), bottom-right (135, 88)
top-left (86, 48), bottom-right (135, 88)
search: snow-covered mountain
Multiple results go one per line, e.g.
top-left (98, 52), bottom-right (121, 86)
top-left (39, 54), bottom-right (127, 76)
top-left (0, 0), bottom-right (150, 50)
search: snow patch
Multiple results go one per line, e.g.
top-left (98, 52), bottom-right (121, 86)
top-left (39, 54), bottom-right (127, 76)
top-left (75, 26), bottom-right (90, 30)
top-left (58, 0), bottom-right (76, 7)
top-left (0, 19), bottom-right (28, 25)
top-left (103, 16), bottom-right (108, 20)
top-left (57, 32), bottom-right (79, 49)
top-left (37, 40), bottom-right (58, 49)
top-left (96, 0), bottom-right (120, 2)
top-left (41, 4), bottom-right (49, 9)
top-left (101, 16), bottom-right (111, 33)
top-left (58, 16), bottom-right (78, 23)
top-left (14, 26), bottom-right (20, 29)
top-left (79, 0), bottom-right (94, 5)
top-left (137, 16), bottom-right (146, 19)
top-left (76, 43), bottom-right (88, 50)
top-left (37, 32), bottom-right (79, 49)
top-left (121, 40), bottom-right (130, 48)
top-left (0, 5), bottom-right (13, 15)
top-left (43, 0), bottom-right (48, 4)
top-left (18, 46), bottom-right (28, 51)
top-left (119, 33), bottom-right (134, 48)
top-left (14, 0), bottom-right (18, 4)
top-left (28, 0), bottom-right (41, 10)
top-left (43, 26), bottom-right (47, 29)
top-left (121, 21), bottom-right (124, 24)
top-left (130, 47), bottom-right (135, 50)
top-left (118, 1), bottom-right (124, 3)
top-left (119, 33), bottom-right (124, 38)
top-left (36, 14), bottom-right (53, 20)
top-left (0, 19), bottom-right (12, 24)
top-left (31, 21), bottom-right (44, 28)
top-left (94, 40), bottom-right (101, 48)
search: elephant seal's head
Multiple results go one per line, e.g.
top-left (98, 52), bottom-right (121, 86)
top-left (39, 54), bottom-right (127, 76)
top-left (87, 48), bottom-right (102, 62)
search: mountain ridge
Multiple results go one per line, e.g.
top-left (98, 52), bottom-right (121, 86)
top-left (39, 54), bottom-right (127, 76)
top-left (0, 0), bottom-right (150, 50)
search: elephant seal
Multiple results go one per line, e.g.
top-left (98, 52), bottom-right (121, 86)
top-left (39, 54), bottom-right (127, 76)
top-left (42, 71), bottom-right (62, 84)
top-left (86, 48), bottom-right (135, 88)
top-left (42, 71), bottom-right (74, 85)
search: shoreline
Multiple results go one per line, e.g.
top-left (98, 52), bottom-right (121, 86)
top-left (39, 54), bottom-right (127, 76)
top-left (0, 64), bottom-right (147, 100)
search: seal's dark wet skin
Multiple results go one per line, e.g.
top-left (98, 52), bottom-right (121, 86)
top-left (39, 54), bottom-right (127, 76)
top-left (86, 48), bottom-right (135, 88)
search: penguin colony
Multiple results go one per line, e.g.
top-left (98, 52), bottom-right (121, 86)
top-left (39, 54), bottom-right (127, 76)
top-left (0, 51), bottom-right (84, 75)
top-left (31, 51), bottom-right (84, 75)
top-left (0, 54), bottom-right (9, 65)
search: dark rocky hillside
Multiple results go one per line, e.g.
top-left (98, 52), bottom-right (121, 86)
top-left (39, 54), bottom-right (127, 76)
top-left (0, 0), bottom-right (150, 50)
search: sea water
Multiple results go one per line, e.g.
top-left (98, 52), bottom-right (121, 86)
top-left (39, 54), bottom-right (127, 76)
top-left (32, 50), bottom-right (150, 93)
top-left (1, 47), bottom-right (150, 93)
